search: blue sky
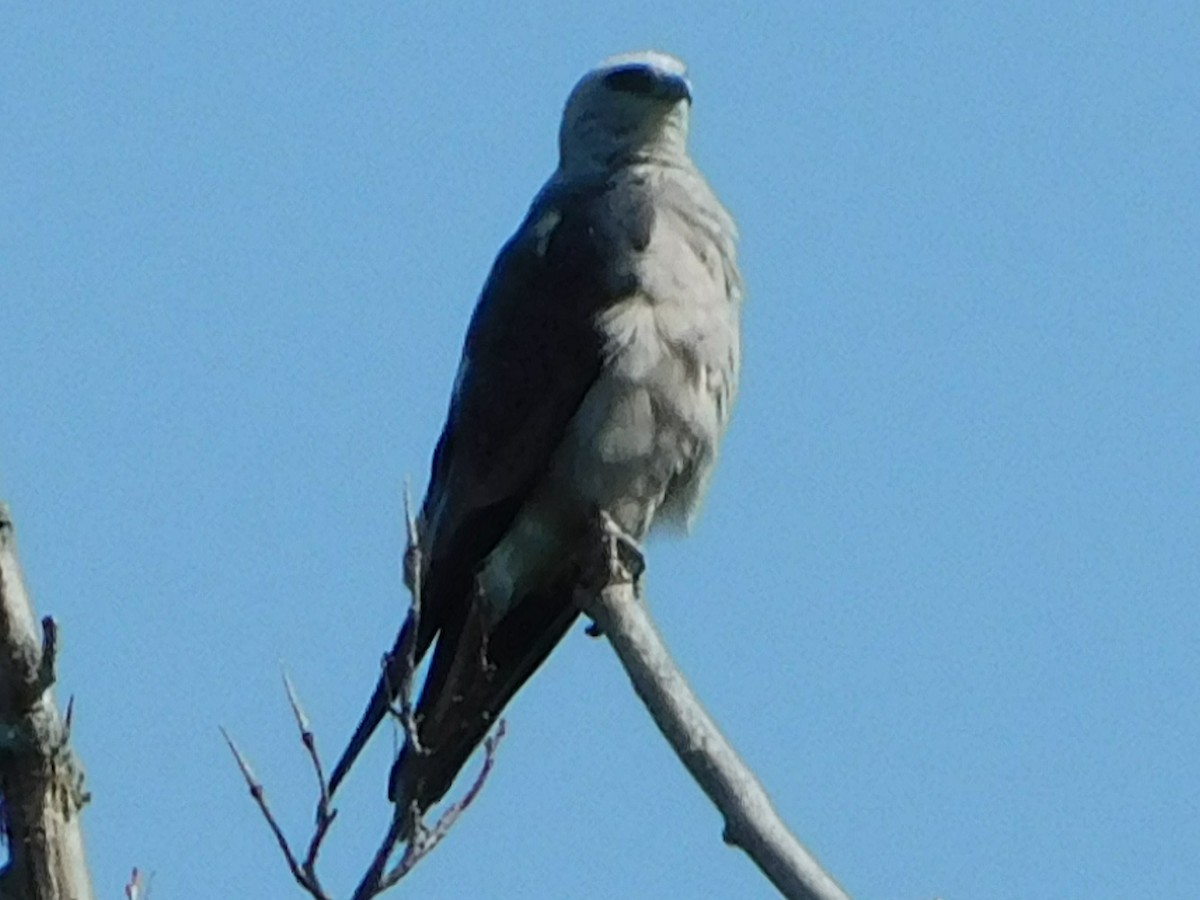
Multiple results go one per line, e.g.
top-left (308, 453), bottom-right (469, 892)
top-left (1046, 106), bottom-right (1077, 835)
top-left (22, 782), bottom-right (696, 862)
top-left (3, 3), bottom-right (1197, 898)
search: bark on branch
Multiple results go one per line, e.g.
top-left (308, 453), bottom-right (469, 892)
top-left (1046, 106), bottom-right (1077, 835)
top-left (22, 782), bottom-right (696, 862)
top-left (0, 502), bottom-right (94, 900)
top-left (576, 516), bottom-right (849, 900)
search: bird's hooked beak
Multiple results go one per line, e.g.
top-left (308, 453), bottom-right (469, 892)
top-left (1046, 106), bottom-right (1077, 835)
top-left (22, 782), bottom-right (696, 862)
top-left (653, 71), bottom-right (692, 104)
top-left (602, 64), bottom-right (693, 105)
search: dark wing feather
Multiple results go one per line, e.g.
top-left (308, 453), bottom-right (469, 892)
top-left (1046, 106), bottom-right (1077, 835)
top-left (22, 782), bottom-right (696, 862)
top-left (328, 175), bottom-right (655, 800)
top-left (389, 564), bottom-right (582, 812)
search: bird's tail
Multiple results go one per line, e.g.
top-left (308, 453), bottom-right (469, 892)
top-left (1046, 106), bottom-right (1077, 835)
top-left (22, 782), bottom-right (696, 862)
top-left (388, 581), bottom-right (581, 816)
top-left (327, 612), bottom-right (418, 798)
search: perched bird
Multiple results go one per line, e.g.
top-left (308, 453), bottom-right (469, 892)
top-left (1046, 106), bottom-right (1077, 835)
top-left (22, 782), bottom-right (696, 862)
top-left (329, 50), bottom-right (743, 818)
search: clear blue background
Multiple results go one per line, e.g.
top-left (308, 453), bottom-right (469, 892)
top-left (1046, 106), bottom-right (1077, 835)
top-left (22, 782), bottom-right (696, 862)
top-left (3, 3), bottom-right (1197, 898)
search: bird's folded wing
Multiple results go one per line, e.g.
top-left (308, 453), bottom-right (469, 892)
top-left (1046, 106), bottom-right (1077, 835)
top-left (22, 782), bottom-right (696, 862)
top-left (326, 174), bottom-right (658, 797)
top-left (418, 175), bottom-right (657, 601)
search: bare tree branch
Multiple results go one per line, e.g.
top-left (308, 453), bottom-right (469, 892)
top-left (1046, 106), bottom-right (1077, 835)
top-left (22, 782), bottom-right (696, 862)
top-left (230, 503), bottom-right (846, 899)
top-left (281, 671), bottom-right (339, 885)
top-left (0, 501), bottom-right (95, 900)
top-left (576, 513), bottom-right (850, 900)
top-left (224, 678), bottom-right (505, 900)
top-left (225, 507), bottom-right (504, 899)
top-left (346, 501), bottom-right (505, 899)
top-left (221, 726), bottom-right (332, 900)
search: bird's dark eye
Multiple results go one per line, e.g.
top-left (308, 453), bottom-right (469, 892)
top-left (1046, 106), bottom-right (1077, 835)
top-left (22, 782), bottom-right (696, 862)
top-left (603, 66), bottom-right (660, 96)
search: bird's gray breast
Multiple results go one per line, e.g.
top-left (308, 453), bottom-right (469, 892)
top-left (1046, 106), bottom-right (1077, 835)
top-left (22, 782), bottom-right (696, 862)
top-left (553, 169), bottom-right (741, 538)
top-left (474, 167), bottom-right (740, 616)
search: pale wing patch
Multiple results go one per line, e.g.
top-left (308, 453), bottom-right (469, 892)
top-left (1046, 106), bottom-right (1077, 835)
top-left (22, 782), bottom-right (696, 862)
top-left (532, 208), bottom-right (563, 257)
top-left (476, 506), bottom-right (563, 621)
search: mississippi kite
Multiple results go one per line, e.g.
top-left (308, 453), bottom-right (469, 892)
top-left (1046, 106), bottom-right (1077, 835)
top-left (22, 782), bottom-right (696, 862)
top-left (329, 50), bottom-right (744, 817)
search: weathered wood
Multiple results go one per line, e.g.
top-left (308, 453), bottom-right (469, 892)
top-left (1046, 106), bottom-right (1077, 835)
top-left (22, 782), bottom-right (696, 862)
top-left (0, 503), bottom-right (94, 900)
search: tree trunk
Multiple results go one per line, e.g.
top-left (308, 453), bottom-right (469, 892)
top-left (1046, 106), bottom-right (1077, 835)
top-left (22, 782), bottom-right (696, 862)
top-left (0, 502), bottom-right (94, 900)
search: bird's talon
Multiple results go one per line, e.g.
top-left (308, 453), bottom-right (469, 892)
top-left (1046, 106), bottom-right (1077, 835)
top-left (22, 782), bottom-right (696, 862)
top-left (617, 537), bottom-right (646, 583)
top-left (596, 512), bottom-right (645, 584)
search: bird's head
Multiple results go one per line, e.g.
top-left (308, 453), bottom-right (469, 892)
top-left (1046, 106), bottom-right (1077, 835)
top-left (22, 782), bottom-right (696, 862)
top-left (558, 51), bottom-right (693, 178)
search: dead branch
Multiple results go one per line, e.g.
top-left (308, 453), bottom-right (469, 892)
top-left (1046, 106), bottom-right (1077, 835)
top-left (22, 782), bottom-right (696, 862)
top-left (229, 500), bottom-right (846, 899)
top-left (0, 501), bottom-right (95, 900)
top-left (224, 498), bottom-right (503, 899)
top-left (221, 726), bottom-right (330, 900)
top-left (223, 687), bottom-right (504, 900)
top-left (575, 513), bottom-right (850, 900)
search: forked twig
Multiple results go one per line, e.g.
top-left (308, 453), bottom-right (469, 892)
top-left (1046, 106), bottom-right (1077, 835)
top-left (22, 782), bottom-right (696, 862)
top-left (351, 724), bottom-right (506, 899)
top-left (221, 727), bottom-right (332, 900)
top-left (224, 492), bottom-right (505, 898)
top-left (372, 721), bottom-right (506, 894)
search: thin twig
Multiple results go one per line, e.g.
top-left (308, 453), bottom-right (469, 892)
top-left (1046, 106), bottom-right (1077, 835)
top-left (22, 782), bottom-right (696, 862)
top-left (36, 614), bottom-right (58, 694)
top-left (283, 670), bottom-right (330, 807)
top-left (228, 495), bottom-right (504, 899)
top-left (124, 866), bottom-right (155, 900)
top-left (376, 721), bottom-right (507, 893)
top-left (220, 727), bottom-right (331, 900)
top-left (352, 808), bottom-right (406, 900)
top-left (281, 670), bottom-right (339, 879)
top-left (351, 721), bottom-right (507, 899)
top-left (395, 485), bottom-right (424, 754)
